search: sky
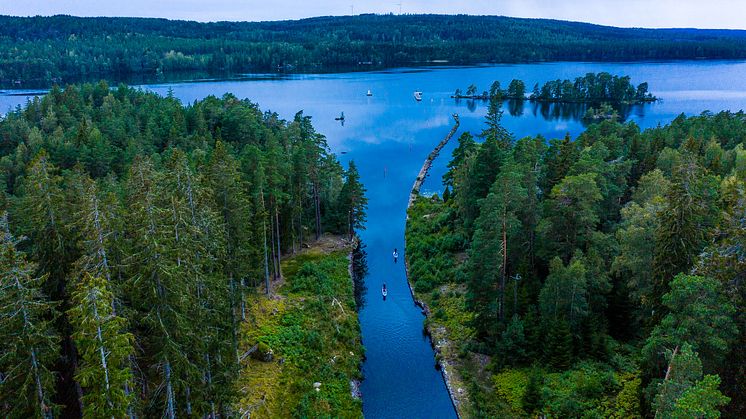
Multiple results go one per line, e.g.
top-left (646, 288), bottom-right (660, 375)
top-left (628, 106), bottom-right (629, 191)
top-left (1, 0), bottom-right (745, 29)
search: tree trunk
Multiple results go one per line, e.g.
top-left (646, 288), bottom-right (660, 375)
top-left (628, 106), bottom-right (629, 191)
top-left (263, 219), bottom-right (271, 295)
top-left (275, 207), bottom-right (283, 279)
top-left (164, 359), bottom-right (176, 419)
top-left (499, 205), bottom-right (507, 322)
top-left (314, 182), bottom-right (321, 240)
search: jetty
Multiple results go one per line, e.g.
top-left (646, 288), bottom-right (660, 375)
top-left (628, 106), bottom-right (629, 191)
top-left (408, 113), bottom-right (460, 209)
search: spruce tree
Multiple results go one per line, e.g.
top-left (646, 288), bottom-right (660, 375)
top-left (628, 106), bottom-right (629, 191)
top-left (0, 214), bottom-right (59, 418)
top-left (338, 161), bottom-right (367, 239)
top-left (652, 158), bottom-right (718, 312)
top-left (125, 156), bottom-right (196, 418)
top-left (68, 273), bottom-right (134, 418)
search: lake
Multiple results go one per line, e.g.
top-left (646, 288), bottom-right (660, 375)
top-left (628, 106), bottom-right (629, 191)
top-left (3, 60), bottom-right (746, 418)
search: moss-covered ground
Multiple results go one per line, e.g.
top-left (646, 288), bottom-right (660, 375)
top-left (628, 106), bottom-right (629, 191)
top-left (236, 236), bottom-right (364, 418)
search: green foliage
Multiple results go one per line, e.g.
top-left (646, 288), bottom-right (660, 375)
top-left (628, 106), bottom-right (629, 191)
top-left (522, 368), bottom-right (543, 415)
top-left (243, 250), bottom-right (363, 418)
top-left (492, 369), bottom-right (528, 412)
top-left (539, 255), bottom-right (589, 333)
top-left (5, 16), bottom-right (746, 87)
top-left (538, 173), bottom-right (602, 261)
top-left (529, 72), bottom-right (656, 103)
top-left (337, 161), bottom-right (368, 238)
top-left (671, 374), bottom-right (730, 419)
top-left (67, 273), bottom-right (134, 418)
top-left (644, 275), bottom-right (736, 373)
top-left (653, 344), bottom-right (730, 419)
top-left (405, 109), bottom-right (746, 417)
top-left (0, 215), bottom-right (59, 418)
top-left (653, 159), bottom-right (719, 307)
top-left (0, 84), bottom-right (354, 416)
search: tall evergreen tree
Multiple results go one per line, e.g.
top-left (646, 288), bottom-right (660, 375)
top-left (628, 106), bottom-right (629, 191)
top-left (338, 161), bottom-right (367, 240)
top-left (653, 344), bottom-right (730, 419)
top-left (125, 156), bottom-right (196, 418)
top-left (67, 273), bottom-right (134, 418)
top-left (652, 158), bottom-right (719, 315)
top-left (468, 155), bottom-right (524, 336)
top-left (0, 214), bottom-right (59, 418)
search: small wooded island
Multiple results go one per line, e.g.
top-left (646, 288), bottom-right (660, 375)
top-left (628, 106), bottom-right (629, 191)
top-left (452, 72), bottom-right (656, 104)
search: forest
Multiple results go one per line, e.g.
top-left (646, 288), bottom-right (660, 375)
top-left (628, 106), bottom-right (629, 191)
top-left (4, 14), bottom-right (746, 87)
top-left (405, 95), bottom-right (746, 417)
top-left (0, 82), bottom-right (367, 417)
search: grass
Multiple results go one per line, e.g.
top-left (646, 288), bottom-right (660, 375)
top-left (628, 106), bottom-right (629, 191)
top-left (236, 237), bottom-right (364, 418)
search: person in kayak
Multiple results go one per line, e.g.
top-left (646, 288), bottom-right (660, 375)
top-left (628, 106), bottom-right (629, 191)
top-left (393, 248), bottom-right (399, 263)
top-left (382, 282), bottom-right (388, 300)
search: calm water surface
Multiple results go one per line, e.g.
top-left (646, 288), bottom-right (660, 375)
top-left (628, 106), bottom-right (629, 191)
top-left (3, 61), bottom-right (746, 418)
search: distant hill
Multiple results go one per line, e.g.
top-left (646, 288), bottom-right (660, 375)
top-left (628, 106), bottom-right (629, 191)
top-left (3, 14), bottom-right (746, 87)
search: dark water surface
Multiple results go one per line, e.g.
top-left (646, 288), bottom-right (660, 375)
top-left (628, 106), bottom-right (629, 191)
top-left (3, 61), bottom-right (746, 418)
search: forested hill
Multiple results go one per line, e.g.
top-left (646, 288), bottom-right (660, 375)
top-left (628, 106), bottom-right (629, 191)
top-left (4, 14), bottom-right (746, 87)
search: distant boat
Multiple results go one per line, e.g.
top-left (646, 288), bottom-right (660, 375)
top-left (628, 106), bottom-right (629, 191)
top-left (413, 91), bottom-right (423, 101)
top-left (335, 112), bottom-right (345, 121)
top-left (367, 90), bottom-right (372, 96)
top-left (382, 283), bottom-right (388, 299)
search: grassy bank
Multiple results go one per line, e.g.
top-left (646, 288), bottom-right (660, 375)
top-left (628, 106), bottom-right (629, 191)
top-left (236, 236), bottom-right (364, 418)
top-left (406, 196), bottom-right (643, 418)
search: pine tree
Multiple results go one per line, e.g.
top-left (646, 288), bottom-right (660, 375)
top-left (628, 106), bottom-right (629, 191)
top-left (643, 274), bottom-right (736, 374)
top-left (68, 273), bottom-right (134, 418)
top-left (653, 344), bottom-right (730, 418)
top-left (206, 142), bottom-right (257, 346)
top-left (0, 214), bottom-right (59, 418)
top-left (537, 173), bottom-right (602, 262)
top-left (467, 155), bottom-right (524, 336)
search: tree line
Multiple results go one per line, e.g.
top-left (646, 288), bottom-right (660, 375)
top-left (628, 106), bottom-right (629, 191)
top-left (454, 73), bottom-right (654, 104)
top-left (4, 14), bottom-right (746, 87)
top-left (406, 94), bottom-right (745, 417)
top-left (0, 82), bottom-right (367, 417)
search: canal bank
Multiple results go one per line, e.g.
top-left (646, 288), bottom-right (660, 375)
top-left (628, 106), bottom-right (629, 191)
top-left (404, 114), bottom-right (467, 418)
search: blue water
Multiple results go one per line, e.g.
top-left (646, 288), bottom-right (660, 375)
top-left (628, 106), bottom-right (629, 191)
top-left (3, 61), bottom-right (746, 418)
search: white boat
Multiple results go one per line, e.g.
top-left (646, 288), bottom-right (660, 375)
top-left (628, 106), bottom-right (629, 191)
top-left (413, 91), bottom-right (423, 101)
top-left (367, 90), bottom-right (372, 96)
top-left (382, 284), bottom-right (388, 298)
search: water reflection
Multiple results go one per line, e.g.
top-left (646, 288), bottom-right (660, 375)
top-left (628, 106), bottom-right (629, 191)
top-left (352, 239), bottom-right (368, 309)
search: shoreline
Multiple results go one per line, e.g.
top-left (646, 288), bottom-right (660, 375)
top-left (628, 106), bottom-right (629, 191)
top-left (404, 113), bottom-right (464, 418)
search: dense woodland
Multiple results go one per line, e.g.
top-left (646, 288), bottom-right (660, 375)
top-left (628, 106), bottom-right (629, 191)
top-left (406, 95), bottom-right (745, 417)
top-left (4, 14), bottom-right (746, 87)
top-left (0, 82), bottom-right (367, 417)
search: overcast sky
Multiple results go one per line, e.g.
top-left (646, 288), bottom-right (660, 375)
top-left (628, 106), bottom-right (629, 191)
top-left (2, 0), bottom-right (745, 29)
